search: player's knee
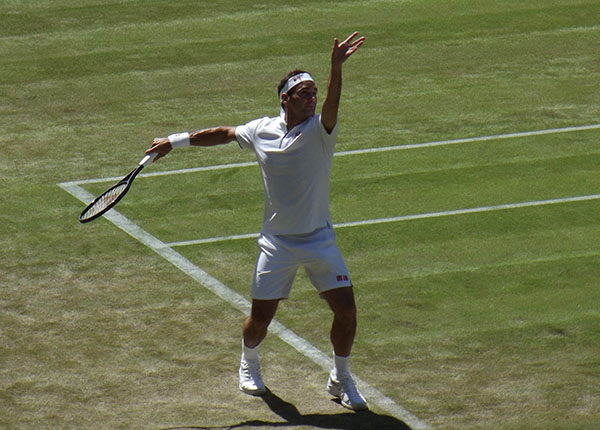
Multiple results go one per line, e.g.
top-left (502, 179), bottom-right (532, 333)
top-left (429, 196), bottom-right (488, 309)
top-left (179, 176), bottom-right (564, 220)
top-left (325, 287), bottom-right (357, 322)
top-left (334, 301), bottom-right (357, 325)
top-left (249, 314), bottom-right (272, 331)
top-left (249, 300), bottom-right (278, 329)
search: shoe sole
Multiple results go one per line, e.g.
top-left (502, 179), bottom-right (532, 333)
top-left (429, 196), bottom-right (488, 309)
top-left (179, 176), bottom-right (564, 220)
top-left (341, 399), bottom-right (368, 411)
top-left (239, 384), bottom-right (267, 396)
top-left (327, 380), bottom-right (368, 411)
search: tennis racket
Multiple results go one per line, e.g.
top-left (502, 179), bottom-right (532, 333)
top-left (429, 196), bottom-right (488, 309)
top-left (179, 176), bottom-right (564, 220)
top-left (79, 153), bottom-right (156, 223)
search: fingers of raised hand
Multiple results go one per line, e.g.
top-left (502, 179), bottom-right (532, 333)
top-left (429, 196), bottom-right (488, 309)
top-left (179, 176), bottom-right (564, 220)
top-left (337, 32), bottom-right (364, 55)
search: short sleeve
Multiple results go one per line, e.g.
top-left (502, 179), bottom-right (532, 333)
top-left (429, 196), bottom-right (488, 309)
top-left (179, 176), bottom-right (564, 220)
top-left (317, 114), bottom-right (338, 149)
top-left (235, 117), bottom-right (269, 150)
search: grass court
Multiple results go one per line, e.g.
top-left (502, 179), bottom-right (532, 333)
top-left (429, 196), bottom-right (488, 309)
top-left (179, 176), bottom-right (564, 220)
top-left (2, 1), bottom-right (599, 429)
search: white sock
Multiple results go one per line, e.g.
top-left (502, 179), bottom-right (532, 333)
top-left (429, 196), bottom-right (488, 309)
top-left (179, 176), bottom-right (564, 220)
top-left (333, 353), bottom-right (351, 378)
top-left (242, 338), bottom-right (259, 361)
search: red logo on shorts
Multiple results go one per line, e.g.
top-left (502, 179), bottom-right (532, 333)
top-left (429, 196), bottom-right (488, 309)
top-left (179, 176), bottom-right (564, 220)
top-left (336, 275), bottom-right (349, 282)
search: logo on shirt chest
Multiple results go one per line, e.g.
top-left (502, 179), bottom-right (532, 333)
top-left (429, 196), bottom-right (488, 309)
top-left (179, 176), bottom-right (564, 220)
top-left (276, 129), bottom-right (303, 150)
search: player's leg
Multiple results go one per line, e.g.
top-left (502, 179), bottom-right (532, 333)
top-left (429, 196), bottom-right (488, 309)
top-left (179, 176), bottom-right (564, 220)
top-left (322, 286), bottom-right (367, 410)
top-left (243, 299), bottom-right (280, 348)
top-left (239, 232), bottom-right (297, 396)
top-left (239, 299), bottom-right (279, 396)
top-left (321, 286), bottom-right (357, 356)
top-left (298, 225), bottom-right (366, 409)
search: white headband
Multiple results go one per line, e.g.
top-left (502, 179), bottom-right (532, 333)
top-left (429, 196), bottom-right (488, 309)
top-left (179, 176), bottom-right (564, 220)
top-left (279, 72), bottom-right (314, 101)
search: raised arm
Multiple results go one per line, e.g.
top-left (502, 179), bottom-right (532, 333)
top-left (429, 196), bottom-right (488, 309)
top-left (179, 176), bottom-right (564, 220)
top-left (146, 126), bottom-right (237, 162)
top-left (321, 32), bottom-right (365, 133)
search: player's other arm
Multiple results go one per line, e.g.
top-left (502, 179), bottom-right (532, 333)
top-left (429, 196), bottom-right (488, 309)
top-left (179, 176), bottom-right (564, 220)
top-left (321, 32), bottom-right (365, 134)
top-left (189, 126), bottom-right (237, 146)
top-left (146, 126), bottom-right (237, 162)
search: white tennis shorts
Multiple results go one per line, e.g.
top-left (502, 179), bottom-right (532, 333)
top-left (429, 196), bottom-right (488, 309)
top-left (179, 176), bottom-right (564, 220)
top-left (251, 225), bottom-right (352, 300)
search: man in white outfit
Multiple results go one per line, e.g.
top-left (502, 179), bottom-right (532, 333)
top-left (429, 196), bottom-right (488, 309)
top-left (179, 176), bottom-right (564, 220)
top-left (147, 32), bottom-right (367, 410)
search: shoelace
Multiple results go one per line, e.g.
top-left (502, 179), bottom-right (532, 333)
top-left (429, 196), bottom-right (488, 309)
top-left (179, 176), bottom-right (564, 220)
top-left (242, 360), bottom-right (262, 381)
top-left (337, 373), bottom-right (363, 399)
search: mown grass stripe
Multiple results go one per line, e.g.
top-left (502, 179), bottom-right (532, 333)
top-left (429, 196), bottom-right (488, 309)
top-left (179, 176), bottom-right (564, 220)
top-left (163, 193), bottom-right (600, 247)
top-left (61, 123), bottom-right (600, 185)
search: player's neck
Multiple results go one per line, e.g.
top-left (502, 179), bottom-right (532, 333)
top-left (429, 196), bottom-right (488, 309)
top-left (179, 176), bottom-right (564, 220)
top-left (285, 111), bottom-right (311, 130)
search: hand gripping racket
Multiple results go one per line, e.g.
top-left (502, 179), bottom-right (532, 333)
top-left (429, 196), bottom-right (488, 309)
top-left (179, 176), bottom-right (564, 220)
top-left (79, 153), bottom-right (156, 223)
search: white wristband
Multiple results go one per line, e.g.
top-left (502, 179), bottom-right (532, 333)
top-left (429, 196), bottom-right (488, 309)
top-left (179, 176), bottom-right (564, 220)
top-left (168, 132), bottom-right (190, 148)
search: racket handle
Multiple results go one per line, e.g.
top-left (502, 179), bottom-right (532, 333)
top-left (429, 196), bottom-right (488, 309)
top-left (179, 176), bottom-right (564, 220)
top-left (139, 152), bottom-right (157, 167)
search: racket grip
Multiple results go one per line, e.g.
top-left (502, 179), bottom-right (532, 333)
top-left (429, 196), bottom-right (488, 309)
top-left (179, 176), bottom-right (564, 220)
top-left (139, 152), bottom-right (157, 166)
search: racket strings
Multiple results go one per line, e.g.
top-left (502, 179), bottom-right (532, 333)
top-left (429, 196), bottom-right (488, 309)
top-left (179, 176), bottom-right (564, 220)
top-left (81, 183), bottom-right (128, 220)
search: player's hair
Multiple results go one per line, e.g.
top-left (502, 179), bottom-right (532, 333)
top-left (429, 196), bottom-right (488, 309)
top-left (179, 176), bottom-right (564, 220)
top-left (277, 69), bottom-right (309, 97)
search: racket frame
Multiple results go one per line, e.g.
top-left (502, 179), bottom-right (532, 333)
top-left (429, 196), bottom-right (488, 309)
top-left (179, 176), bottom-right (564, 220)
top-left (78, 154), bottom-right (154, 223)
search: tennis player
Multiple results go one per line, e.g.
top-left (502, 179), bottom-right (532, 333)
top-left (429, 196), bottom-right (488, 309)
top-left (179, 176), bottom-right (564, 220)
top-left (147, 32), bottom-right (366, 410)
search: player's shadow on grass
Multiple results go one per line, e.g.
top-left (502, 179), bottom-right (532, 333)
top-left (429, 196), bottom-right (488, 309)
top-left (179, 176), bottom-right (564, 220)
top-left (252, 388), bottom-right (411, 429)
top-left (164, 388), bottom-right (412, 430)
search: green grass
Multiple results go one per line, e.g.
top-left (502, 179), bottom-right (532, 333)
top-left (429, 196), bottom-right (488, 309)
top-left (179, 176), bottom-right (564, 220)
top-left (2, 0), bottom-right (600, 429)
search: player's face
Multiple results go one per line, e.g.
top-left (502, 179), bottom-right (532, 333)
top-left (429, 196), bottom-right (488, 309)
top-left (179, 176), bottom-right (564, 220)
top-left (286, 82), bottom-right (317, 119)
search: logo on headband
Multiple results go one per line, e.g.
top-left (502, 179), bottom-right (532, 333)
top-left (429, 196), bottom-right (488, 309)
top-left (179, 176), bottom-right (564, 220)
top-left (289, 75), bottom-right (304, 85)
top-left (279, 72), bottom-right (315, 100)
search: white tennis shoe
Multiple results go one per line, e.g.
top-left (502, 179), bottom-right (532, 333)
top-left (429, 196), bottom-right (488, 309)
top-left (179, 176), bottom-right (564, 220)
top-left (239, 358), bottom-right (266, 396)
top-left (327, 370), bottom-right (368, 411)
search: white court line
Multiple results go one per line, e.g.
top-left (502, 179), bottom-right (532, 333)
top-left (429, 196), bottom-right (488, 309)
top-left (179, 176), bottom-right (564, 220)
top-left (165, 232), bottom-right (260, 246)
top-left (334, 194), bottom-right (600, 227)
top-left (65, 123), bottom-right (600, 185)
top-left (335, 123), bottom-right (600, 157)
top-left (164, 193), bottom-right (600, 247)
top-left (58, 181), bottom-right (432, 430)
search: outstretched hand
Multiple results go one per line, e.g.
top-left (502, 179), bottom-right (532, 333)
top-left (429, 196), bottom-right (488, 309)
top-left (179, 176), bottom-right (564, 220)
top-left (145, 137), bottom-right (171, 162)
top-left (331, 32), bottom-right (365, 67)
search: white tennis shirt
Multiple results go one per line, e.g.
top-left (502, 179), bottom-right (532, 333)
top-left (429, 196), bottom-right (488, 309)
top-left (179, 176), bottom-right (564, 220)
top-left (236, 114), bottom-right (338, 236)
